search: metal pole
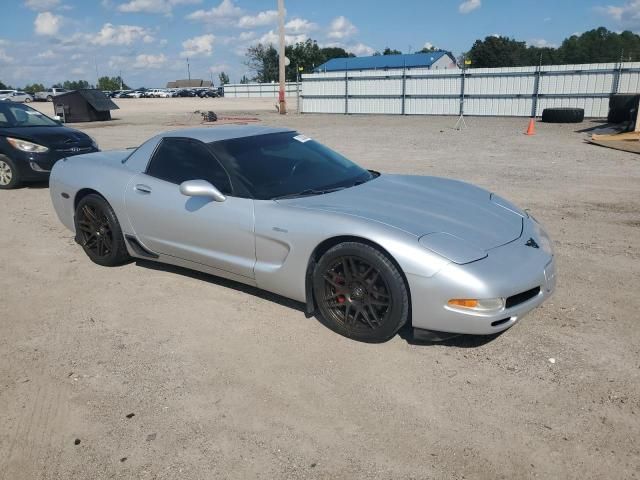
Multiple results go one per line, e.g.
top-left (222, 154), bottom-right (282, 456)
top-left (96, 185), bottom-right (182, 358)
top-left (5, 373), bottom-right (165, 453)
top-left (187, 57), bottom-right (191, 82)
top-left (531, 52), bottom-right (542, 118)
top-left (277, 0), bottom-right (286, 114)
top-left (401, 60), bottom-right (407, 115)
top-left (297, 64), bottom-right (300, 114)
top-left (345, 61), bottom-right (349, 115)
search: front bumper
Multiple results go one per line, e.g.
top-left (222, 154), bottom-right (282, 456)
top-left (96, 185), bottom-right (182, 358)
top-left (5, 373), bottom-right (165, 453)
top-left (11, 146), bottom-right (98, 181)
top-left (408, 222), bottom-right (556, 335)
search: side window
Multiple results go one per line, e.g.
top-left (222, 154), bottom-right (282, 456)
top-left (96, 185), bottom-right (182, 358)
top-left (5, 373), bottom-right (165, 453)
top-left (146, 138), bottom-right (232, 194)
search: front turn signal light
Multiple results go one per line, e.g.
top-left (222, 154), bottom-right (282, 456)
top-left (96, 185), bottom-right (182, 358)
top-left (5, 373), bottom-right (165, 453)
top-left (447, 298), bottom-right (505, 312)
top-left (448, 299), bottom-right (479, 308)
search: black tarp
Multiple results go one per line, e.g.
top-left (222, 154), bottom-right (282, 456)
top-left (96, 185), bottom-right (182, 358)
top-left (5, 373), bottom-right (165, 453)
top-left (54, 89), bottom-right (119, 122)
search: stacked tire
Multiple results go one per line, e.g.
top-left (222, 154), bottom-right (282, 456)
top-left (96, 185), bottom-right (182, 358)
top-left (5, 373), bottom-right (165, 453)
top-left (541, 108), bottom-right (585, 123)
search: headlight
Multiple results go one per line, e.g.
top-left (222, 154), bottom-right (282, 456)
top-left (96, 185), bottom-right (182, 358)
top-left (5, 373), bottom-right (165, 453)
top-left (447, 298), bottom-right (505, 312)
top-left (529, 215), bottom-right (554, 255)
top-left (6, 137), bottom-right (49, 153)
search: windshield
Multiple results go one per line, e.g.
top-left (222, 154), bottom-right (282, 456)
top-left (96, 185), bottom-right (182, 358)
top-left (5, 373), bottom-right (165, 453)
top-left (0, 102), bottom-right (59, 128)
top-left (209, 132), bottom-right (374, 200)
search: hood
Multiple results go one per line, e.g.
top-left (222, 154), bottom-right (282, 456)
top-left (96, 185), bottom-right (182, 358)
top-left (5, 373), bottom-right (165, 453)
top-left (283, 174), bottom-right (524, 254)
top-left (0, 126), bottom-right (92, 148)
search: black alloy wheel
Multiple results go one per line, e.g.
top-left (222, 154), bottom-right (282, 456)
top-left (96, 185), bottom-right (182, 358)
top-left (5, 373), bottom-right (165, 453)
top-left (74, 194), bottom-right (130, 266)
top-left (313, 242), bottom-right (409, 343)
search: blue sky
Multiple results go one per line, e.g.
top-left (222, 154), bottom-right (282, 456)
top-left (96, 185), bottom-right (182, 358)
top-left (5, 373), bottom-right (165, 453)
top-left (0, 0), bottom-right (638, 88)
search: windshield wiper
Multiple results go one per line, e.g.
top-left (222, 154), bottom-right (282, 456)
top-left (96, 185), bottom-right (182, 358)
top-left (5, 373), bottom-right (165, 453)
top-left (272, 186), bottom-right (347, 200)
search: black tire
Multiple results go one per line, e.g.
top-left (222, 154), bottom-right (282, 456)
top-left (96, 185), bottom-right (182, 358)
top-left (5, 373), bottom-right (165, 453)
top-left (46, 96), bottom-right (53, 102)
top-left (74, 194), bottom-right (130, 266)
top-left (0, 155), bottom-right (21, 189)
top-left (24, 97), bottom-right (32, 103)
top-left (313, 242), bottom-right (409, 343)
top-left (541, 108), bottom-right (585, 123)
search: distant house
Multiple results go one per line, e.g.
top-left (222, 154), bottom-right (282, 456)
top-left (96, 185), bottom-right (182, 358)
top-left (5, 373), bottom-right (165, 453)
top-left (314, 51), bottom-right (459, 72)
top-left (54, 89), bottom-right (119, 123)
top-left (166, 79), bottom-right (213, 88)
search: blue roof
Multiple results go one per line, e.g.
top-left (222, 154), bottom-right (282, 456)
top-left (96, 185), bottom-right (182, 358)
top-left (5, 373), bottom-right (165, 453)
top-left (314, 51), bottom-right (455, 72)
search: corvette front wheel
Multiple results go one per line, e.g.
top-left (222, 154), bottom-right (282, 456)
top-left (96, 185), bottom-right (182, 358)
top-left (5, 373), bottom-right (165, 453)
top-left (313, 242), bottom-right (409, 343)
top-left (75, 194), bottom-right (130, 266)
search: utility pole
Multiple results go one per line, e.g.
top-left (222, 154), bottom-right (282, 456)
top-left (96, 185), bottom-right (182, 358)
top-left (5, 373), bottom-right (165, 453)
top-left (278, 0), bottom-right (286, 114)
top-left (187, 57), bottom-right (191, 82)
top-left (119, 70), bottom-right (123, 90)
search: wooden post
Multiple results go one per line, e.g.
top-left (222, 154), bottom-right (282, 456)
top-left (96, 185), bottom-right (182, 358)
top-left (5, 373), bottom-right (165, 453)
top-left (277, 0), bottom-right (286, 114)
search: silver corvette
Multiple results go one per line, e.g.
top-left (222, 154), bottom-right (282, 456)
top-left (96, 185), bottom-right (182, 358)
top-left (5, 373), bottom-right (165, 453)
top-left (49, 126), bottom-right (556, 343)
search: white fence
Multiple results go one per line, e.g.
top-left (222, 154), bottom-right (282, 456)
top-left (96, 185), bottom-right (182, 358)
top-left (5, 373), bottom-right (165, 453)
top-left (223, 82), bottom-right (300, 98)
top-left (301, 62), bottom-right (640, 117)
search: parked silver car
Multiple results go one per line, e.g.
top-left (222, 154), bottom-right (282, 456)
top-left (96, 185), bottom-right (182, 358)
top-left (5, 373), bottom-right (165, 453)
top-left (1, 91), bottom-right (34, 103)
top-left (49, 126), bottom-right (556, 342)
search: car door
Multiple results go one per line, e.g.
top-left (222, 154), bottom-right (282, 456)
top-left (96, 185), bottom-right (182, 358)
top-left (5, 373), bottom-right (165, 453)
top-left (124, 137), bottom-right (256, 279)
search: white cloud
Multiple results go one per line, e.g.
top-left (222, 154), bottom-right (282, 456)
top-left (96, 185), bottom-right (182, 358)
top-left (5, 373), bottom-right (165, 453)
top-left (24, 0), bottom-right (61, 10)
top-left (259, 30), bottom-right (307, 46)
top-left (134, 53), bottom-right (167, 68)
top-left (186, 0), bottom-right (242, 23)
top-left (70, 67), bottom-right (85, 75)
top-left (0, 48), bottom-right (14, 64)
top-left (91, 23), bottom-right (155, 46)
top-left (181, 33), bottom-right (215, 57)
top-left (209, 63), bottom-right (231, 74)
top-left (37, 49), bottom-right (57, 59)
top-left (423, 42), bottom-right (436, 50)
top-left (237, 10), bottom-right (278, 28)
top-left (327, 16), bottom-right (357, 40)
top-left (459, 0), bottom-right (481, 14)
top-left (285, 18), bottom-right (317, 34)
top-left (238, 31), bottom-right (256, 41)
top-left (117, 0), bottom-right (201, 15)
top-left (34, 11), bottom-right (62, 36)
top-left (348, 43), bottom-right (375, 56)
top-left (529, 38), bottom-right (558, 48)
top-left (597, 0), bottom-right (640, 25)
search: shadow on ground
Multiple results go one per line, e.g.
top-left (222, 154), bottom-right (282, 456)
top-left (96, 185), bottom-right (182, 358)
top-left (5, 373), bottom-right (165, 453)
top-left (136, 259), bottom-right (499, 348)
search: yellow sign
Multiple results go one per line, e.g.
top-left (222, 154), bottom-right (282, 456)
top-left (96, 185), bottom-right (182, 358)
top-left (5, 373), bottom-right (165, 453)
top-left (464, 59), bottom-right (472, 65)
top-left (298, 66), bottom-right (304, 71)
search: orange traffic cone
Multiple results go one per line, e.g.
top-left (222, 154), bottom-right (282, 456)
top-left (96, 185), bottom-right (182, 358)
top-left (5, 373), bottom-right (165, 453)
top-left (525, 118), bottom-right (536, 136)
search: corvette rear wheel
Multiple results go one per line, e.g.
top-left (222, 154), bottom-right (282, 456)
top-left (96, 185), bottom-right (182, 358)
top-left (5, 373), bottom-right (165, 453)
top-left (313, 242), bottom-right (409, 343)
top-left (75, 194), bottom-right (130, 266)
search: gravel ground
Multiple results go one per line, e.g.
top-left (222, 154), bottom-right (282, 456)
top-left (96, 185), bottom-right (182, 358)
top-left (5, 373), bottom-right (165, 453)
top-left (1, 98), bottom-right (639, 480)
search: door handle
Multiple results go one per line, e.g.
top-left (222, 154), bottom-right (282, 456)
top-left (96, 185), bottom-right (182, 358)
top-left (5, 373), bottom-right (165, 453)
top-left (135, 184), bottom-right (152, 194)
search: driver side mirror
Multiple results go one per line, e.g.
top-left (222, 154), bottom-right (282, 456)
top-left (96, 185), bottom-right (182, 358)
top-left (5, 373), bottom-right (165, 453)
top-left (179, 179), bottom-right (226, 202)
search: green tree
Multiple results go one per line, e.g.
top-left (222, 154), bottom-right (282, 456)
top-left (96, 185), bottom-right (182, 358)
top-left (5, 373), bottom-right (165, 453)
top-left (419, 45), bottom-right (438, 53)
top-left (218, 72), bottom-right (230, 85)
top-left (97, 76), bottom-right (129, 91)
top-left (559, 27), bottom-right (640, 63)
top-left (382, 47), bottom-right (402, 55)
top-left (246, 40), bottom-right (357, 81)
top-left (0, 80), bottom-right (8, 89)
top-left (23, 83), bottom-right (45, 94)
top-left (468, 36), bottom-right (530, 67)
top-left (467, 28), bottom-right (640, 68)
top-left (239, 75), bottom-right (250, 84)
top-left (245, 43), bottom-right (279, 82)
top-left (62, 80), bottom-right (91, 90)
top-left (320, 46), bottom-right (355, 61)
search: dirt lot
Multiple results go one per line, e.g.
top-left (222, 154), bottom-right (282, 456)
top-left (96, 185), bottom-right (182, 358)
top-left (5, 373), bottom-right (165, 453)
top-left (1, 98), bottom-right (639, 480)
